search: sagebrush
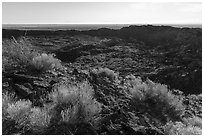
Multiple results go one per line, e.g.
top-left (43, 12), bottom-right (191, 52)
top-left (31, 53), bottom-right (62, 72)
top-left (2, 37), bottom-right (39, 71)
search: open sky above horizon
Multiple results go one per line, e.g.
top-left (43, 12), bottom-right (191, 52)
top-left (2, 2), bottom-right (202, 24)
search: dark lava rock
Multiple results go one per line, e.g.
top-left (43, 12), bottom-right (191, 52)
top-left (14, 84), bottom-right (33, 97)
top-left (10, 73), bottom-right (43, 83)
top-left (46, 122), bottom-right (97, 135)
top-left (49, 79), bottom-right (58, 85)
top-left (24, 83), bottom-right (33, 89)
top-left (33, 80), bottom-right (50, 88)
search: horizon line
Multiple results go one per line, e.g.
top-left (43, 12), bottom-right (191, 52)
top-left (2, 22), bottom-right (202, 25)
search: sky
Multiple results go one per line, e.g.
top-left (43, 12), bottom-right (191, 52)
top-left (2, 2), bottom-right (202, 24)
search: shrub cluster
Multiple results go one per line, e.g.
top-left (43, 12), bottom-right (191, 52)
top-left (121, 74), bottom-right (202, 135)
top-left (90, 67), bottom-right (119, 83)
top-left (2, 37), bottom-right (62, 73)
top-left (124, 75), bottom-right (185, 122)
top-left (29, 107), bottom-right (51, 133)
top-left (2, 37), bottom-right (39, 71)
top-left (2, 92), bottom-right (16, 118)
top-left (2, 58), bottom-right (201, 135)
top-left (163, 117), bottom-right (202, 135)
top-left (2, 82), bottom-right (102, 134)
top-left (2, 92), bottom-right (52, 134)
top-left (6, 100), bottom-right (32, 128)
top-left (50, 81), bottom-right (102, 124)
top-left (31, 53), bottom-right (62, 72)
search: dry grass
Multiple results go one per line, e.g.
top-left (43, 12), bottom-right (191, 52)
top-left (2, 37), bottom-right (39, 71)
top-left (2, 37), bottom-right (61, 73)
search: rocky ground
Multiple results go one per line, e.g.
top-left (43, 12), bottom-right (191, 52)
top-left (2, 25), bottom-right (202, 135)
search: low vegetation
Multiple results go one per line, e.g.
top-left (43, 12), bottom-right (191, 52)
top-left (90, 67), bottom-right (119, 83)
top-left (2, 37), bottom-right (39, 71)
top-left (163, 120), bottom-right (202, 135)
top-left (124, 76), bottom-right (185, 122)
top-left (2, 30), bottom-right (202, 135)
top-left (50, 81), bottom-right (102, 124)
top-left (2, 37), bottom-right (62, 73)
top-left (31, 53), bottom-right (62, 72)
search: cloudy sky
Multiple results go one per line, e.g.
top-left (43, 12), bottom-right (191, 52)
top-left (2, 2), bottom-right (202, 24)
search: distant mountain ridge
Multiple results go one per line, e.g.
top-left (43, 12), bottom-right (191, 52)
top-left (2, 24), bottom-right (202, 40)
top-left (2, 24), bottom-right (202, 31)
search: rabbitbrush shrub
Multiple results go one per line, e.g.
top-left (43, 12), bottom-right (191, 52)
top-left (2, 91), bottom-right (53, 134)
top-left (183, 116), bottom-right (202, 129)
top-left (2, 37), bottom-right (39, 71)
top-left (2, 91), bottom-right (20, 135)
top-left (49, 81), bottom-right (102, 124)
top-left (31, 53), bottom-right (62, 72)
top-left (163, 120), bottom-right (202, 135)
top-left (6, 99), bottom-right (32, 131)
top-left (29, 107), bottom-right (52, 133)
top-left (126, 75), bottom-right (185, 122)
top-left (90, 67), bottom-right (119, 83)
top-left (2, 92), bottom-right (16, 118)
